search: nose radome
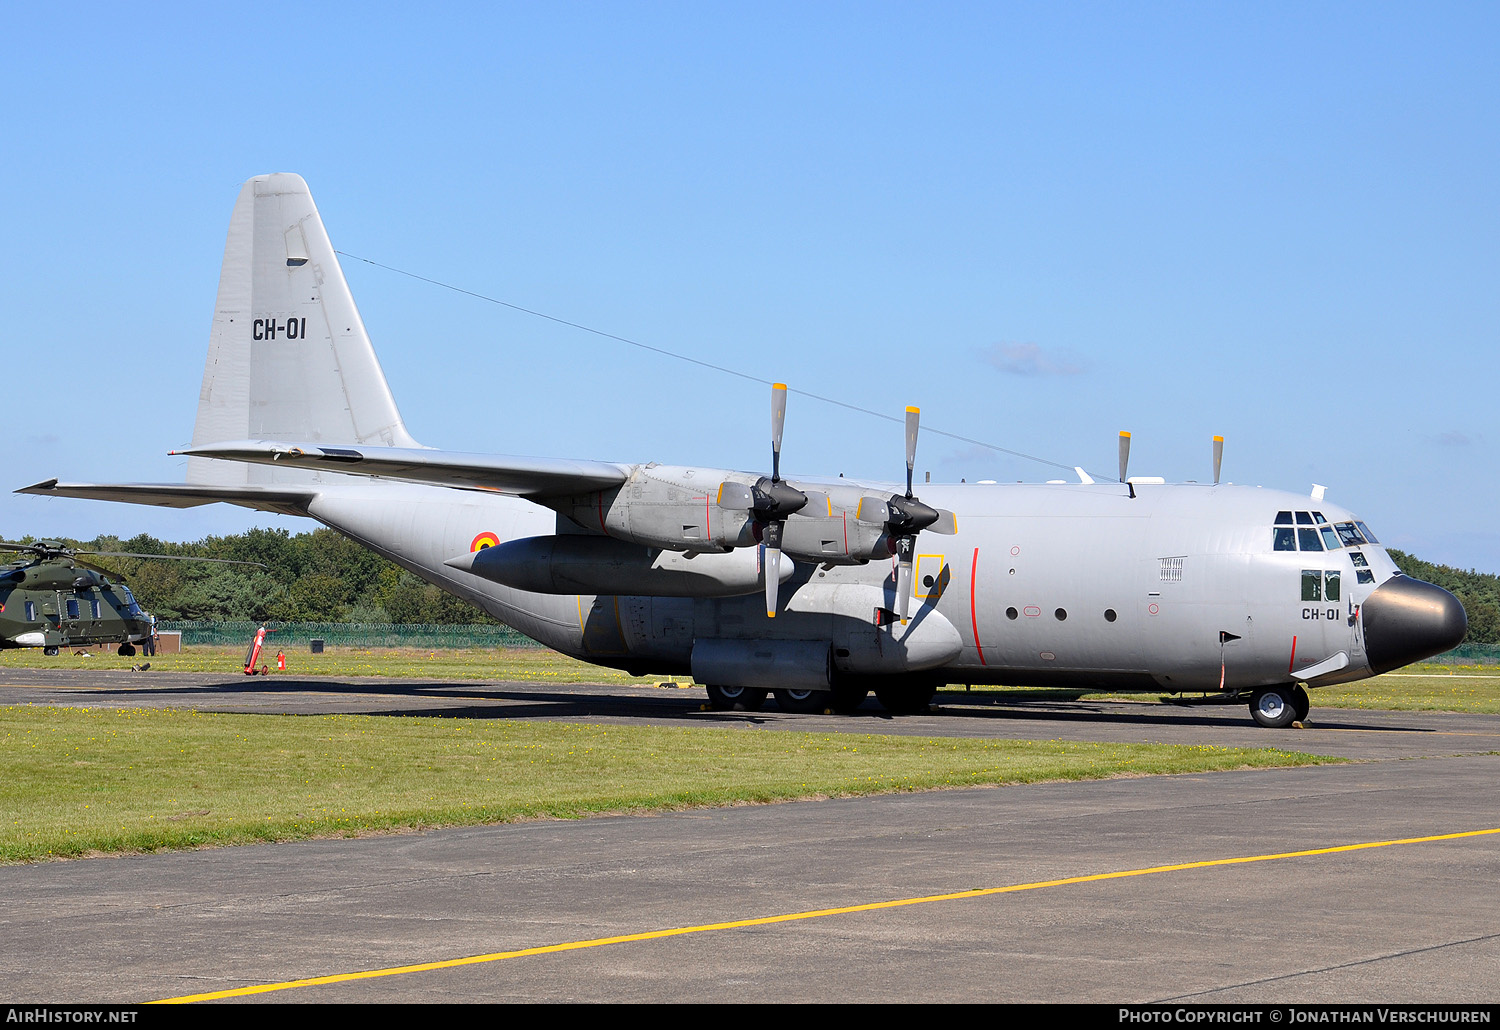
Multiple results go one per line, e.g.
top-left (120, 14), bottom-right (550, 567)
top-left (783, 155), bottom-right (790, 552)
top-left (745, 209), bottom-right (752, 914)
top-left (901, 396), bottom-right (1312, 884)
top-left (1362, 576), bottom-right (1467, 675)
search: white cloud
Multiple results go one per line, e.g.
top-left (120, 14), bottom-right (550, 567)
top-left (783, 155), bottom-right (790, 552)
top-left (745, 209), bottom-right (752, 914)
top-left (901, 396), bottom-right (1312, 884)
top-left (982, 342), bottom-right (1084, 376)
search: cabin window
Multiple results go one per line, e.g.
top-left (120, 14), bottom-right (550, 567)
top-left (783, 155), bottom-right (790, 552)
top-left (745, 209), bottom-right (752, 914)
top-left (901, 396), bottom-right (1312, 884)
top-left (1302, 570), bottom-right (1322, 602)
top-left (1356, 569), bottom-right (1375, 585)
top-left (91, 599), bottom-right (101, 619)
top-left (1055, 608), bottom-right (1068, 621)
top-left (1104, 609), bottom-right (1117, 622)
top-left (66, 599), bottom-right (80, 619)
top-left (25, 601), bottom-right (35, 622)
top-left (1298, 528), bottom-right (1324, 551)
top-left (1006, 607), bottom-right (1018, 620)
top-left (1350, 551), bottom-right (1369, 568)
top-left (1274, 528), bottom-right (1296, 551)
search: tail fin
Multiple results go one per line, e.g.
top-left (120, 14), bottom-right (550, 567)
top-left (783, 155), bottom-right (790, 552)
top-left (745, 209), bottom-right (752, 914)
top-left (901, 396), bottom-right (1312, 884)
top-left (188, 173), bottom-right (420, 486)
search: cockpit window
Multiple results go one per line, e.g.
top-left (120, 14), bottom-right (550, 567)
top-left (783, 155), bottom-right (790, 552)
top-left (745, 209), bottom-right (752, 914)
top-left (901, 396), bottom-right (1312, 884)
top-left (1275, 511), bottom-right (1294, 525)
top-left (1298, 528), bottom-right (1324, 551)
top-left (1336, 522), bottom-right (1366, 547)
top-left (1274, 527), bottom-right (1296, 551)
top-left (1355, 520), bottom-right (1379, 544)
top-left (1295, 511), bottom-right (1314, 525)
top-left (1319, 526), bottom-right (1340, 550)
top-left (1313, 511), bottom-right (1328, 525)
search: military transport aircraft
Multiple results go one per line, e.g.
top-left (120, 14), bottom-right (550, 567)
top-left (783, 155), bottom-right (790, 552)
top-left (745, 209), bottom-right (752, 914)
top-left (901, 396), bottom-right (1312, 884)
top-left (19, 173), bottom-right (1467, 726)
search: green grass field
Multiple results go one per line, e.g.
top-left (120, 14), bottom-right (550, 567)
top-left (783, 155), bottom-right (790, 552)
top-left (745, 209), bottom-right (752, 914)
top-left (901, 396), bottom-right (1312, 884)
top-left (0, 704), bottom-right (1333, 864)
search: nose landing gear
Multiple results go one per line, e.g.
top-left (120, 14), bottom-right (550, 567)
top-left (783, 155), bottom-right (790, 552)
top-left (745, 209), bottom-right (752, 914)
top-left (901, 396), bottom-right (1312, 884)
top-left (1249, 684), bottom-right (1311, 728)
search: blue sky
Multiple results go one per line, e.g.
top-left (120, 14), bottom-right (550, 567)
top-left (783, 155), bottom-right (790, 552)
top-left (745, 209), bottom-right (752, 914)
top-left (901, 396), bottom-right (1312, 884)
top-left (4, 2), bottom-right (1496, 568)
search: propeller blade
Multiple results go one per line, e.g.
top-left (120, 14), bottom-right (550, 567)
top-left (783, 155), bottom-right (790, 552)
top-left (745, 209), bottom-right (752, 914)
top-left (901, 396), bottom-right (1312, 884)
top-left (764, 520), bottom-right (784, 618)
top-left (927, 509), bottom-right (958, 535)
top-left (1212, 435), bottom-right (1224, 485)
top-left (1118, 430), bottom-right (1131, 483)
top-left (905, 406), bottom-right (920, 497)
top-left (895, 536), bottom-right (915, 620)
top-left (715, 481), bottom-right (755, 510)
top-left (771, 382), bottom-right (787, 482)
top-left (855, 496), bottom-right (889, 525)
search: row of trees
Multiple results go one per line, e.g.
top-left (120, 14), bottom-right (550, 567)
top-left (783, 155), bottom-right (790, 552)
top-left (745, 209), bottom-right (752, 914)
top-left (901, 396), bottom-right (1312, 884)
top-left (9, 531), bottom-right (1498, 643)
top-left (41, 528), bottom-right (493, 624)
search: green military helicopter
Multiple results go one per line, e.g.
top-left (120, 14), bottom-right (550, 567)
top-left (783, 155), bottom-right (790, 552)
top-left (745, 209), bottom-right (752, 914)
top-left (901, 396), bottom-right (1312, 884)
top-left (0, 541), bottom-right (263, 656)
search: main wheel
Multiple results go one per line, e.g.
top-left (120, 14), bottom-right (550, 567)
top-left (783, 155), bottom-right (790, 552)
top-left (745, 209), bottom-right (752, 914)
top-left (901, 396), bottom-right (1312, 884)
top-left (875, 683), bottom-right (936, 715)
top-left (118, 643), bottom-right (136, 657)
top-left (705, 684), bottom-right (768, 711)
top-left (43, 646), bottom-right (59, 657)
top-left (1290, 684), bottom-right (1311, 722)
top-left (829, 684), bottom-right (870, 714)
top-left (1249, 686), bottom-right (1297, 728)
top-left (773, 688), bottom-right (831, 714)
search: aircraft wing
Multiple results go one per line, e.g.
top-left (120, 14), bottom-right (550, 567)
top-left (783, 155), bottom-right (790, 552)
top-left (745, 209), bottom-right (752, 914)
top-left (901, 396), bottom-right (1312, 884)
top-left (16, 479), bottom-right (318, 516)
top-left (176, 442), bottom-right (632, 497)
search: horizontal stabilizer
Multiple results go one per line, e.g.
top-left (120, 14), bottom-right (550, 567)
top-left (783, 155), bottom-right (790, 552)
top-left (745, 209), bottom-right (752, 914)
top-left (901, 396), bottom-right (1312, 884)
top-left (177, 442), bottom-right (630, 497)
top-left (16, 479), bottom-right (316, 516)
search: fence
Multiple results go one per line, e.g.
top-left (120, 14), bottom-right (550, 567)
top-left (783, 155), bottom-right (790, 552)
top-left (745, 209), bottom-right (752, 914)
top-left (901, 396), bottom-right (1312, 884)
top-left (159, 621), bottom-right (545, 650)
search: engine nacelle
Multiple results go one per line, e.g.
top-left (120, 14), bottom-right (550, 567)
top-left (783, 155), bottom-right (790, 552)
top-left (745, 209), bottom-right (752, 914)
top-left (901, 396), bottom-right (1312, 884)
top-left (556, 465), bottom-right (759, 552)
top-left (447, 534), bottom-right (792, 598)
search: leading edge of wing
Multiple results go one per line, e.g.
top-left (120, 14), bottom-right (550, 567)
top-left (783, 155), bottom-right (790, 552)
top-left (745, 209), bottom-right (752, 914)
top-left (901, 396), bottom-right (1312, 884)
top-left (175, 442), bottom-right (631, 497)
top-left (16, 479), bottom-right (317, 516)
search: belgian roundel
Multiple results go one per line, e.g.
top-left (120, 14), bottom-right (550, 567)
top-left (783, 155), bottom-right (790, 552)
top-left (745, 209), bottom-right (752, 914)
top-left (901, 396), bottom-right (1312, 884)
top-left (471, 532), bottom-right (500, 552)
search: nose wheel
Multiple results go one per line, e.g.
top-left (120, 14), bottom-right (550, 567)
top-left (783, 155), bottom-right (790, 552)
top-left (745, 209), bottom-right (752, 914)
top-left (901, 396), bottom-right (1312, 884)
top-left (1249, 685), bottom-right (1310, 728)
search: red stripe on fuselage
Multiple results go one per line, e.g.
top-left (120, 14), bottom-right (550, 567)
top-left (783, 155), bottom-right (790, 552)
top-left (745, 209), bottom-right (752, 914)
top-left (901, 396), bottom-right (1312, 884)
top-left (970, 547), bottom-right (986, 666)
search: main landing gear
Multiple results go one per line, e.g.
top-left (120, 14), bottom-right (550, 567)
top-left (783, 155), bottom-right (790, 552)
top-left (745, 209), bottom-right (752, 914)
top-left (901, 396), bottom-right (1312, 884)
top-left (705, 684), bottom-right (768, 711)
top-left (1249, 684), bottom-right (1310, 728)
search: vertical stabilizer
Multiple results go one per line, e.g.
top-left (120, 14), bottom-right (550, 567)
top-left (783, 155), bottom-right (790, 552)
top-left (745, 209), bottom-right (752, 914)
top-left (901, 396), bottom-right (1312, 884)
top-left (188, 173), bottom-right (420, 485)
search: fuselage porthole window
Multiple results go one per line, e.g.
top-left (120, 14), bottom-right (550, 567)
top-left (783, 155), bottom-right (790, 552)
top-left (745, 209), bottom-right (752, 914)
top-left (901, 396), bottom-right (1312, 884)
top-left (1006, 607), bottom-right (1018, 620)
top-left (1104, 608), bottom-right (1117, 622)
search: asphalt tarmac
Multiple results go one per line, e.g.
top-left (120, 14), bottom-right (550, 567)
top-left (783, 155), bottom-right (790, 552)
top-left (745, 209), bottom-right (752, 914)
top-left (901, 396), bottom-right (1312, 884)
top-left (1, 669), bottom-right (1497, 1004)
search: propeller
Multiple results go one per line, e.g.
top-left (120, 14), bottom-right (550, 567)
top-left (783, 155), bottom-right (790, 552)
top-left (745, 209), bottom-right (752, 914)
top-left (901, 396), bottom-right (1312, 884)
top-left (854, 406), bottom-right (958, 620)
top-left (1212, 435), bottom-right (1224, 485)
top-left (715, 383), bottom-right (809, 617)
top-left (1118, 431), bottom-right (1131, 483)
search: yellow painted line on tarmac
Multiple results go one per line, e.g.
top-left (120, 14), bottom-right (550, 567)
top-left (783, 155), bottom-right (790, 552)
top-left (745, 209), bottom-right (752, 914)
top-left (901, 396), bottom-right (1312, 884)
top-left (153, 826), bottom-right (1500, 1004)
